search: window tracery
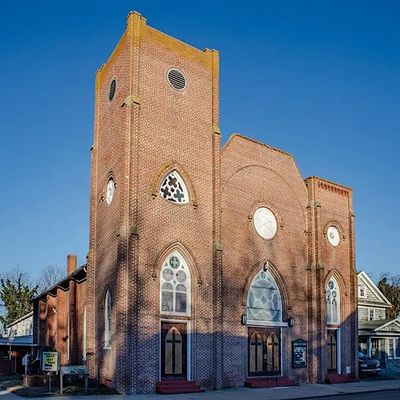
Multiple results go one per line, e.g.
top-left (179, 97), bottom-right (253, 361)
top-left (326, 277), bottom-right (340, 324)
top-left (247, 269), bottom-right (282, 324)
top-left (161, 252), bottom-right (190, 315)
top-left (160, 170), bottom-right (189, 204)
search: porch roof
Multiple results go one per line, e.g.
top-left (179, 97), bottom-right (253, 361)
top-left (359, 318), bottom-right (400, 336)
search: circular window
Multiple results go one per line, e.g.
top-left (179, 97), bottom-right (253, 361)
top-left (167, 68), bottom-right (186, 90)
top-left (253, 207), bottom-right (278, 240)
top-left (327, 226), bottom-right (340, 247)
top-left (109, 79), bottom-right (116, 101)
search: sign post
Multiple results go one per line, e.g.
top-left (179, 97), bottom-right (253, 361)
top-left (292, 339), bottom-right (307, 369)
top-left (60, 366), bottom-right (89, 395)
top-left (41, 352), bottom-right (60, 393)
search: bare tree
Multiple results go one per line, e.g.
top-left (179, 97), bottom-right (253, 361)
top-left (378, 273), bottom-right (400, 319)
top-left (37, 265), bottom-right (65, 293)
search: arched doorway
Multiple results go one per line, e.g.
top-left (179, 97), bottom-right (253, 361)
top-left (246, 267), bottom-right (285, 377)
top-left (160, 252), bottom-right (191, 380)
top-left (326, 277), bottom-right (340, 374)
top-left (161, 324), bottom-right (187, 379)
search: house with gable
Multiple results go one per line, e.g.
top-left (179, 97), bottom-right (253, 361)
top-left (358, 271), bottom-right (400, 375)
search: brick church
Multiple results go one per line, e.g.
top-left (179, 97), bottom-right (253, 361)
top-left (33, 11), bottom-right (358, 394)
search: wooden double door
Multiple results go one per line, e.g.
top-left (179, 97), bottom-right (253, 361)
top-left (161, 322), bottom-right (187, 380)
top-left (248, 327), bottom-right (281, 376)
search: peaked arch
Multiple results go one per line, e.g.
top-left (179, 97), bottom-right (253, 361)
top-left (246, 267), bottom-right (283, 325)
top-left (326, 276), bottom-right (340, 324)
top-left (152, 162), bottom-right (197, 207)
top-left (160, 251), bottom-right (191, 315)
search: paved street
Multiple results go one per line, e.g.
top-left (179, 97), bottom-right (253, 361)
top-left (1, 379), bottom-right (399, 400)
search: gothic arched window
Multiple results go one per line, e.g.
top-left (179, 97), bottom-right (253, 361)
top-left (160, 170), bottom-right (189, 204)
top-left (161, 252), bottom-right (190, 315)
top-left (104, 289), bottom-right (112, 348)
top-left (83, 306), bottom-right (87, 360)
top-left (247, 269), bottom-right (282, 324)
top-left (326, 277), bottom-right (340, 324)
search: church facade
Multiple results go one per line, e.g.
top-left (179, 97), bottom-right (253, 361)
top-left (34, 12), bottom-right (359, 394)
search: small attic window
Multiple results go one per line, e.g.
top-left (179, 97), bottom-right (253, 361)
top-left (167, 69), bottom-right (186, 91)
top-left (109, 79), bottom-right (116, 101)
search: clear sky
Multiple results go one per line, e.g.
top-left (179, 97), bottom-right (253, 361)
top-left (0, 0), bottom-right (399, 283)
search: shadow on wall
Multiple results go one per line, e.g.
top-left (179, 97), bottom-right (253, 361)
top-left (98, 251), bottom-right (360, 394)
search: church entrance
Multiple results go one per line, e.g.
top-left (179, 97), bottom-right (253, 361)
top-left (161, 322), bottom-right (187, 380)
top-left (248, 327), bottom-right (281, 377)
top-left (327, 329), bottom-right (338, 372)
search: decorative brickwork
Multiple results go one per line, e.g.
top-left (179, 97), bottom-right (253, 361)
top-left (33, 11), bottom-right (358, 394)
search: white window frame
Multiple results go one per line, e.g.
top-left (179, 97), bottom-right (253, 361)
top-left (160, 252), bottom-right (191, 317)
top-left (369, 308), bottom-right (375, 321)
top-left (387, 338), bottom-right (400, 359)
top-left (104, 290), bottom-right (112, 349)
top-left (83, 306), bottom-right (87, 360)
top-left (358, 284), bottom-right (367, 299)
top-left (67, 314), bottom-right (70, 361)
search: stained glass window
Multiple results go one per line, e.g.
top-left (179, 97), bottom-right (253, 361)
top-left (160, 170), bottom-right (189, 204)
top-left (326, 278), bottom-right (340, 324)
top-left (161, 253), bottom-right (190, 314)
top-left (247, 269), bottom-right (282, 324)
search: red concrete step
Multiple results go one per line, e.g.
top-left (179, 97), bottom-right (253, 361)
top-left (245, 377), bottom-right (296, 388)
top-left (156, 380), bottom-right (203, 394)
top-left (325, 373), bottom-right (359, 384)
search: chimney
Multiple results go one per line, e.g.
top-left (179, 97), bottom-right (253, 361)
top-left (67, 254), bottom-right (77, 275)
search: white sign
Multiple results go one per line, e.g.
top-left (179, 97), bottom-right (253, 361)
top-left (41, 352), bottom-right (59, 372)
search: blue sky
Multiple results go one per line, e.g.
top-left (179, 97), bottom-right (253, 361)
top-left (0, 0), bottom-right (399, 282)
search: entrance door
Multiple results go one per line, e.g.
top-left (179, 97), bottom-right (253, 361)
top-left (248, 327), bottom-right (281, 377)
top-left (161, 322), bottom-right (187, 380)
top-left (327, 329), bottom-right (337, 372)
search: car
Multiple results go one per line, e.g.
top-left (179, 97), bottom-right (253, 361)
top-left (358, 351), bottom-right (381, 376)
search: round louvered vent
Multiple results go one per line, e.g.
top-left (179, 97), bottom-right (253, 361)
top-left (109, 79), bottom-right (116, 101)
top-left (167, 69), bottom-right (186, 90)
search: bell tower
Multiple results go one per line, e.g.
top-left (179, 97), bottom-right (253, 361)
top-left (86, 12), bottom-right (221, 393)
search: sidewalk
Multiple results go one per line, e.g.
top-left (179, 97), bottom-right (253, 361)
top-left (1, 379), bottom-right (399, 400)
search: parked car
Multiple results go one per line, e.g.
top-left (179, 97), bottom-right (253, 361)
top-left (358, 351), bottom-right (381, 376)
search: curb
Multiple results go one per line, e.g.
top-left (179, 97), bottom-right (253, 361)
top-left (288, 387), bottom-right (400, 400)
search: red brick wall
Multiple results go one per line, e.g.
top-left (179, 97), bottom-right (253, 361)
top-left (33, 278), bottom-right (86, 368)
top-left (306, 177), bottom-right (358, 380)
top-left (81, 11), bottom-right (357, 394)
top-left (87, 12), bottom-right (220, 393)
top-left (221, 135), bottom-right (310, 385)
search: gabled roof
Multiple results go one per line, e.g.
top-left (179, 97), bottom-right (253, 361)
top-left (358, 271), bottom-right (392, 307)
top-left (359, 318), bottom-right (400, 334)
top-left (376, 318), bottom-right (400, 333)
top-left (5, 312), bottom-right (33, 329)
